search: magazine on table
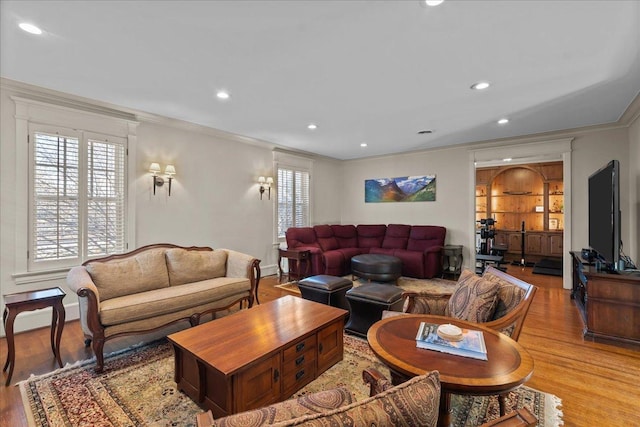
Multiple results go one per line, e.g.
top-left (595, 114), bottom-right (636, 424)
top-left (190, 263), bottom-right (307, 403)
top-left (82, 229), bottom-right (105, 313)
top-left (415, 322), bottom-right (488, 361)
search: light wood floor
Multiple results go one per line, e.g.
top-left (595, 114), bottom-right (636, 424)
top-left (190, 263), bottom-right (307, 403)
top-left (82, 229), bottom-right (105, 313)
top-left (1, 266), bottom-right (639, 426)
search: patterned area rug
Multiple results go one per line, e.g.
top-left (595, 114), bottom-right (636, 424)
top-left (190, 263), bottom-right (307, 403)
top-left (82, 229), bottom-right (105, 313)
top-left (276, 275), bottom-right (459, 295)
top-left (20, 334), bottom-right (562, 426)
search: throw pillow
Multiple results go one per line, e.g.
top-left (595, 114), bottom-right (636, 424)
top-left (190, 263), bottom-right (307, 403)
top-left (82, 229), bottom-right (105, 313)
top-left (447, 269), bottom-right (499, 323)
top-left (165, 248), bottom-right (227, 286)
top-left (269, 371), bottom-right (440, 427)
top-left (86, 248), bottom-right (170, 300)
top-left (482, 270), bottom-right (526, 320)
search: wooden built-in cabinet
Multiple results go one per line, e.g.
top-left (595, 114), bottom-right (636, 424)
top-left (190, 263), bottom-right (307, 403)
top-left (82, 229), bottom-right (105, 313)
top-left (476, 162), bottom-right (563, 261)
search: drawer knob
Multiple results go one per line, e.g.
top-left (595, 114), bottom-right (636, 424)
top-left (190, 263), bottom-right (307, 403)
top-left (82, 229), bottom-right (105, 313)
top-left (296, 342), bottom-right (305, 352)
top-left (274, 369), bottom-right (279, 382)
top-left (296, 370), bottom-right (305, 380)
top-left (295, 355), bottom-right (305, 366)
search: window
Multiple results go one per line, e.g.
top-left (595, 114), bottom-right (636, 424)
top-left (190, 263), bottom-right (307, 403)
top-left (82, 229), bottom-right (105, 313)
top-left (29, 126), bottom-right (127, 270)
top-left (277, 166), bottom-right (310, 238)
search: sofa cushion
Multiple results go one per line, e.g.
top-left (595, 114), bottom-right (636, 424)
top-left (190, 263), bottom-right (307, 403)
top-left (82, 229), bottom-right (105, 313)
top-left (165, 248), bottom-right (228, 286)
top-left (482, 269), bottom-right (526, 320)
top-left (382, 224), bottom-right (411, 249)
top-left (215, 387), bottom-right (355, 426)
top-left (286, 227), bottom-right (321, 248)
top-left (269, 370), bottom-right (440, 427)
top-left (314, 225), bottom-right (339, 251)
top-left (331, 225), bottom-right (358, 248)
top-left (406, 226), bottom-right (446, 252)
top-left (447, 269), bottom-right (499, 323)
top-left (85, 248), bottom-right (170, 301)
top-left (356, 224), bottom-right (387, 249)
top-left (99, 277), bottom-right (250, 326)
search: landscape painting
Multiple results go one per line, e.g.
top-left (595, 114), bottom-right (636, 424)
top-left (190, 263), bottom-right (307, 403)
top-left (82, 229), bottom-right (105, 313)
top-left (365, 175), bottom-right (436, 203)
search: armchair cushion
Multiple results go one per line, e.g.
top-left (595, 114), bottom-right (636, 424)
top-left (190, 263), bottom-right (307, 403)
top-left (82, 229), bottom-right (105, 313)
top-left (271, 371), bottom-right (440, 427)
top-left (215, 387), bottom-right (355, 427)
top-left (85, 248), bottom-right (169, 300)
top-left (447, 269), bottom-right (499, 323)
top-left (165, 248), bottom-right (228, 286)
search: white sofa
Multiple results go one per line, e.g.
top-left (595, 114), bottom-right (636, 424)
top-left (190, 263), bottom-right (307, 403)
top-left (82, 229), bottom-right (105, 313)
top-left (67, 243), bottom-right (261, 372)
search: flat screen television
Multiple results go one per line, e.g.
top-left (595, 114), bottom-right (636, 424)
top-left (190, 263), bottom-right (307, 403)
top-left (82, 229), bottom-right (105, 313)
top-left (588, 160), bottom-right (621, 271)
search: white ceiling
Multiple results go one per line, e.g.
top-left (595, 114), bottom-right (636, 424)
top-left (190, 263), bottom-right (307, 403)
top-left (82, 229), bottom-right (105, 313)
top-left (2, 0), bottom-right (639, 160)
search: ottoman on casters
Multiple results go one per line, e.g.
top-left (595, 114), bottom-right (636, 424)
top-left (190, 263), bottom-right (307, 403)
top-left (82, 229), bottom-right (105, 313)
top-left (297, 275), bottom-right (353, 312)
top-left (344, 284), bottom-right (403, 337)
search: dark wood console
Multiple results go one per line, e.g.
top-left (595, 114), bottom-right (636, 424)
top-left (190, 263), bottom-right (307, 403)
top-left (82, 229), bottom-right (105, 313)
top-left (570, 251), bottom-right (640, 347)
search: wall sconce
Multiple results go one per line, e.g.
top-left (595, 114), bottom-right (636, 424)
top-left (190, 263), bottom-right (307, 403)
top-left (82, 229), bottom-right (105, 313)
top-left (150, 162), bottom-right (177, 196)
top-left (258, 176), bottom-right (274, 200)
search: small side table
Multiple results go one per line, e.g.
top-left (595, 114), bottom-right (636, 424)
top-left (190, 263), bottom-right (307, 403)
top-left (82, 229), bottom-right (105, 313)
top-left (278, 248), bottom-right (311, 283)
top-left (3, 287), bottom-right (66, 386)
top-left (442, 245), bottom-right (463, 280)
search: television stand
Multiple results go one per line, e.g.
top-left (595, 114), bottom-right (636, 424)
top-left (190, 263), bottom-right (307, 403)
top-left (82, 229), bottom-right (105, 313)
top-left (570, 252), bottom-right (640, 348)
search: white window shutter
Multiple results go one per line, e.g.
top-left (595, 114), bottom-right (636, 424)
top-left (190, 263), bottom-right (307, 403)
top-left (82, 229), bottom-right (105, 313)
top-left (32, 132), bottom-right (80, 263)
top-left (277, 166), bottom-right (310, 238)
top-left (86, 138), bottom-right (126, 257)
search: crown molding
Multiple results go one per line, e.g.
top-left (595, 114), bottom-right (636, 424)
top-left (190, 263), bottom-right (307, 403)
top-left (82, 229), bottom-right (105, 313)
top-left (618, 91), bottom-right (640, 125)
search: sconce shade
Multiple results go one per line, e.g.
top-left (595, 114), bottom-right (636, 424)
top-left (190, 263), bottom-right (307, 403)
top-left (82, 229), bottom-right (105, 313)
top-left (164, 164), bottom-right (176, 176)
top-left (149, 162), bottom-right (161, 174)
top-left (258, 175), bottom-right (273, 200)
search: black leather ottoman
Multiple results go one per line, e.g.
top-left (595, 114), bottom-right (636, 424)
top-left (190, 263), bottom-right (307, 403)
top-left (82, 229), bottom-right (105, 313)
top-left (344, 283), bottom-right (404, 337)
top-left (297, 275), bottom-right (353, 312)
top-left (351, 254), bottom-right (402, 283)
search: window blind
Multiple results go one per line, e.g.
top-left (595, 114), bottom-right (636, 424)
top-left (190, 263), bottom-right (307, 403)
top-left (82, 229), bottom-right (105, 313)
top-left (31, 130), bottom-right (127, 268)
top-left (32, 132), bottom-right (80, 262)
top-left (277, 167), bottom-right (310, 238)
top-left (86, 138), bottom-right (126, 256)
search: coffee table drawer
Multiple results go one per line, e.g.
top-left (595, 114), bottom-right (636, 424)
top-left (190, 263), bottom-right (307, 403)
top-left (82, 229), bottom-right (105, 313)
top-left (282, 345), bottom-right (317, 397)
top-left (283, 335), bottom-right (317, 361)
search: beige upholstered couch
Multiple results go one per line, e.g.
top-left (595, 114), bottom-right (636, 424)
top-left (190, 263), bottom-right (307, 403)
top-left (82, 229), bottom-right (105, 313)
top-left (67, 243), bottom-right (261, 372)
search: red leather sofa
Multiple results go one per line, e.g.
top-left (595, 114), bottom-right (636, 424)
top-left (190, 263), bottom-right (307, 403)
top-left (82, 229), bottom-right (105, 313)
top-left (285, 224), bottom-right (446, 279)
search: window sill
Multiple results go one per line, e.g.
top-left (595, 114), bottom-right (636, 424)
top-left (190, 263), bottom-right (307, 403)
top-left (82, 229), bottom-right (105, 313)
top-left (12, 268), bottom-right (71, 285)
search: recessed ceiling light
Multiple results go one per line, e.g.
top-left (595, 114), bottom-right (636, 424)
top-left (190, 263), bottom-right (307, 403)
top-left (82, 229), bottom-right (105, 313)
top-left (360, 143), bottom-right (368, 147)
top-left (417, 130), bottom-right (433, 134)
top-left (307, 123), bottom-right (317, 130)
top-left (216, 90), bottom-right (230, 100)
top-left (470, 82), bottom-right (490, 90)
top-left (425, 0), bottom-right (445, 6)
top-left (497, 118), bottom-right (509, 125)
top-left (19, 22), bottom-right (42, 35)
top-left (503, 158), bottom-right (512, 162)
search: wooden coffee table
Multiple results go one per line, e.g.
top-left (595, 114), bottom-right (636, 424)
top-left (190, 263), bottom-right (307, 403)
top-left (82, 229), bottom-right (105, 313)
top-left (168, 295), bottom-right (348, 418)
top-left (368, 314), bottom-right (534, 427)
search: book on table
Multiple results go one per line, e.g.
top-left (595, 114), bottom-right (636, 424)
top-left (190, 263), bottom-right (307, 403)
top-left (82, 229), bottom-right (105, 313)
top-left (415, 322), bottom-right (488, 361)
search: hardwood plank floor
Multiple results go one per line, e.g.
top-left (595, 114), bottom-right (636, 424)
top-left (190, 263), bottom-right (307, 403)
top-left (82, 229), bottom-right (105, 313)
top-left (1, 267), bottom-right (639, 426)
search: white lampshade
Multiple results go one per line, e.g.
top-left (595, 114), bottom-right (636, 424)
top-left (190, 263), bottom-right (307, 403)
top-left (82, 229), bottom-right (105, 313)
top-left (164, 164), bottom-right (176, 176)
top-left (266, 176), bottom-right (274, 185)
top-left (258, 176), bottom-right (266, 184)
top-left (149, 162), bottom-right (161, 174)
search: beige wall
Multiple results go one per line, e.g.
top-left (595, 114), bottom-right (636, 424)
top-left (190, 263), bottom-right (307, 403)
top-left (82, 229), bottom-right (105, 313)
top-left (1, 79), bottom-right (637, 334)
top-left (340, 147), bottom-right (472, 261)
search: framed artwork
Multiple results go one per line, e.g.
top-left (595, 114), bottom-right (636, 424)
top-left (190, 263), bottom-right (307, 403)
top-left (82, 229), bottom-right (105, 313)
top-left (549, 218), bottom-right (559, 230)
top-left (365, 175), bottom-right (436, 203)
